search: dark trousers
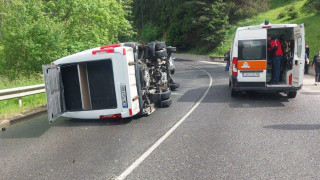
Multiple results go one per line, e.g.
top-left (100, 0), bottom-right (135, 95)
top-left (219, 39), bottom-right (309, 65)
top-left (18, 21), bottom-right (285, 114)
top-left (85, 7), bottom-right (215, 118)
top-left (225, 60), bottom-right (230, 71)
top-left (272, 56), bottom-right (281, 83)
top-left (316, 71), bottom-right (320, 82)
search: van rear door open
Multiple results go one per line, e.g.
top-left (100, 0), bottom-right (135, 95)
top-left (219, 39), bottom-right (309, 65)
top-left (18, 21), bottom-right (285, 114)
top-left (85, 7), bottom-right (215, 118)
top-left (292, 24), bottom-right (305, 87)
top-left (237, 29), bottom-right (267, 85)
top-left (42, 65), bottom-right (66, 123)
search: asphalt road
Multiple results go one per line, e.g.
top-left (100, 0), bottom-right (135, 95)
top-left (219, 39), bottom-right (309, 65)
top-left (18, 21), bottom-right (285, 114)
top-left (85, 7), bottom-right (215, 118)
top-left (1, 60), bottom-right (319, 180)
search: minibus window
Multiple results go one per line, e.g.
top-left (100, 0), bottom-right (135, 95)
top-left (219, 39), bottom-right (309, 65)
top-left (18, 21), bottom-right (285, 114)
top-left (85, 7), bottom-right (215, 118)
top-left (297, 38), bottom-right (302, 58)
top-left (238, 40), bottom-right (266, 60)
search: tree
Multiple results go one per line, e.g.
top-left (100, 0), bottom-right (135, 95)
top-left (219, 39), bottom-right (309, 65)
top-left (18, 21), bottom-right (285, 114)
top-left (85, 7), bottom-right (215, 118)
top-left (0, 0), bottom-right (134, 78)
top-left (224, 0), bottom-right (270, 23)
top-left (181, 0), bottom-right (229, 51)
top-left (304, 0), bottom-right (320, 14)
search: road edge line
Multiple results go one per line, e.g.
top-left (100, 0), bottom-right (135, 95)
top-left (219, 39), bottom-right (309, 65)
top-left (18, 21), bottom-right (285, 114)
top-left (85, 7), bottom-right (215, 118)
top-left (115, 66), bottom-right (213, 180)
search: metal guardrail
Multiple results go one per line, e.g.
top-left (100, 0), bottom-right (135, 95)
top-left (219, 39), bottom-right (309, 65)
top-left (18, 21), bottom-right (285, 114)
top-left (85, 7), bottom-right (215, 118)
top-left (0, 84), bottom-right (45, 106)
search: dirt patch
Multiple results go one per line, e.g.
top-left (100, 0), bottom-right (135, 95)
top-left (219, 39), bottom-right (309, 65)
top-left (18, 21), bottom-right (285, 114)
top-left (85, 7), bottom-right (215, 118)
top-left (0, 106), bottom-right (47, 127)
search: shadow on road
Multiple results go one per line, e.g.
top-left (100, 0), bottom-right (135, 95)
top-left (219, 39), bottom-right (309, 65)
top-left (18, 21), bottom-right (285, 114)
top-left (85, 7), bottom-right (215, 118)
top-left (53, 117), bottom-right (133, 127)
top-left (264, 124), bottom-right (320, 130)
top-left (178, 84), bottom-right (290, 108)
top-left (0, 114), bottom-right (134, 139)
top-left (300, 92), bottom-right (320, 95)
top-left (0, 114), bottom-right (51, 139)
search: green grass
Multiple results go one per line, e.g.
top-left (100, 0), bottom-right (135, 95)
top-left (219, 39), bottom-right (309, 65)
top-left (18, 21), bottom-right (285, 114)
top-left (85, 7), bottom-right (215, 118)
top-left (0, 93), bottom-right (47, 121)
top-left (0, 74), bottom-right (44, 90)
top-left (209, 0), bottom-right (319, 57)
top-left (0, 74), bottom-right (46, 121)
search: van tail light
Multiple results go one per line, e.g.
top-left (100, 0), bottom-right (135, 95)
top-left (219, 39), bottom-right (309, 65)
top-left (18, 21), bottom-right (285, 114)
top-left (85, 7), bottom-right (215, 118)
top-left (123, 48), bottom-right (126, 56)
top-left (100, 114), bottom-right (122, 119)
top-left (100, 44), bottom-right (121, 49)
top-left (289, 74), bottom-right (292, 85)
top-left (232, 57), bottom-right (238, 76)
top-left (92, 48), bottom-right (114, 55)
top-left (129, 109), bottom-right (132, 116)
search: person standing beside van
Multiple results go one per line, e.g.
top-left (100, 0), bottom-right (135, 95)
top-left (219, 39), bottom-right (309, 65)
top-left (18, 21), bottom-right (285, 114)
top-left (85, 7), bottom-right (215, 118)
top-left (224, 48), bottom-right (231, 71)
top-left (312, 49), bottom-right (320, 85)
top-left (305, 44), bottom-right (310, 74)
top-left (267, 35), bottom-right (283, 84)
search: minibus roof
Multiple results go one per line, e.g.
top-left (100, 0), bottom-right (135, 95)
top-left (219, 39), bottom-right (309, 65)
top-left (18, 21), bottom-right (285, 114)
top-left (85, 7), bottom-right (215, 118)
top-left (237, 24), bottom-right (298, 31)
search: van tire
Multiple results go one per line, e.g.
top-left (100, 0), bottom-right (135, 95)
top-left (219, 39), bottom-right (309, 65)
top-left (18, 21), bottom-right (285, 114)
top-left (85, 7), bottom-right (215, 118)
top-left (160, 98), bottom-right (172, 107)
top-left (231, 89), bottom-right (237, 97)
top-left (149, 89), bottom-right (171, 102)
top-left (155, 49), bottom-right (167, 59)
top-left (170, 82), bottom-right (180, 90)
top-left (160, 89), bottom-right (171, 100)
top-left (287, 90), bottom-right (297, 98)
top-left (155, 42), bottom-right (166, 51)
top-left (167, 46), bottom-right (176, 52)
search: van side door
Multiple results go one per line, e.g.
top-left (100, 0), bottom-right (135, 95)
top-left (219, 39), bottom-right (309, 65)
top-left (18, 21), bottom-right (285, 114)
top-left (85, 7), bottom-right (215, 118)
top-left (42, 65), bottom-right (66, 123)
top-left (292, 24), bottom-right (305, 87)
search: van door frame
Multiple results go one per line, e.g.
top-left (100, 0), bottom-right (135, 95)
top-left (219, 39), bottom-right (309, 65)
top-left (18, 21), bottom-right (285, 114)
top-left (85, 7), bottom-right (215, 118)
top-left (292, 24), bottom-right (305, 87)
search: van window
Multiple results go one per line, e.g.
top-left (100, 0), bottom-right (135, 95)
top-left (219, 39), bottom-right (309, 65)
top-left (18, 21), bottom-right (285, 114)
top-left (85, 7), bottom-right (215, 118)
top-left (238, 40), bottom-right (266, 60)
top-left (297, 37), bottom-right (302, 58)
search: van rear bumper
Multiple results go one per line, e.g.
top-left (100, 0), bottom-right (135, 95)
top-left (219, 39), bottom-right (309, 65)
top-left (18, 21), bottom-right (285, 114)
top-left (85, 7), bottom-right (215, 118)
top-left (233, 84), bottom-right (302, 92)
top-left (231, 76), bottom-right (302, 92)
top-left (62, 108), bottom-right (136, 119)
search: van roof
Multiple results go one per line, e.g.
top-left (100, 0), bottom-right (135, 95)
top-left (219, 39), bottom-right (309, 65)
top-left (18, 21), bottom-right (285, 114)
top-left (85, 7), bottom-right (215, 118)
top-left (237, 24), bottom-right (298, 31)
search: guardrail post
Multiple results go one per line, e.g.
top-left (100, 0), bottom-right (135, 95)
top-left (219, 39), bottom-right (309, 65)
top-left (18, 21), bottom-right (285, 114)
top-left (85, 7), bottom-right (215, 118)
top-left (18, 97), bottom-right (22, 107)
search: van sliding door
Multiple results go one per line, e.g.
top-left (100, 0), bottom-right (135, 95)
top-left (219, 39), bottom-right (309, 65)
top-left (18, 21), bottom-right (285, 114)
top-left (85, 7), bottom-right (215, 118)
top-left (292, 24), bottom-right (305, 87)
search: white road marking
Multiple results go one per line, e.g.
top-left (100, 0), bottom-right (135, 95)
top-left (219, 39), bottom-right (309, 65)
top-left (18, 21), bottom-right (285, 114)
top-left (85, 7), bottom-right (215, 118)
top-left (171, 92), bottom-right (184, 96)
top-left (115, 66), bottom-right (213, 180)
top-left (199, 60), bottom-right (225, 66)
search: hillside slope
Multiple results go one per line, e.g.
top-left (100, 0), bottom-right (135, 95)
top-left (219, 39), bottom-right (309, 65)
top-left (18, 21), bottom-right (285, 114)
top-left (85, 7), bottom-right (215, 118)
top-left (210, 0), bottom-right (319, 58)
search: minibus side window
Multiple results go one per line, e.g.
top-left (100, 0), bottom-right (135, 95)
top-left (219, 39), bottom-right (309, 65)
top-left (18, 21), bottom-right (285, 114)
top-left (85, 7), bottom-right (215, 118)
top-left (238, 39), bottom-right (266, 60)
top-left (297, 37), bottom-right (302, 58)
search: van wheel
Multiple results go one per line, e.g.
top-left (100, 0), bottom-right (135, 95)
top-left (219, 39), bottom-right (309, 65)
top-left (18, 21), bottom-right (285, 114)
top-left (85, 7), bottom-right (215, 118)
top-left (167, 46), bottom-right (176, 52)
top-left (149, 89), bottom-right (171, 102)
top-left (287, 90), bottom-right (297, 98)
top-left (160, 98), bottom-right (172, 107)
top-left (231, 89), bottom-right (237, 97)
top-left (155, 49), bottom-right (167, 59)
top-left (160, 89), bottom-right (171, 100)
top-left (170, 82), bottom-right (180, 91)
top-left (155, 42), bottom-right (166, 51)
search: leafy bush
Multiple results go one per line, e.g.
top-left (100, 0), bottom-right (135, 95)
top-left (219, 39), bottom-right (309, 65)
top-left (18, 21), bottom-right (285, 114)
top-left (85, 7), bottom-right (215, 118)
top-left (225, 0), bottom-right (270, 23)
top-left (287, 5), bottom-right (299, 19)
top-left (140, 22), bottom-right (161, 42)
top-left (304, 0), bottom-right (320, 14)
top-left (0, 0), bottom-right (134, 79)
top-left (277, 12), bottom-right (286, 19)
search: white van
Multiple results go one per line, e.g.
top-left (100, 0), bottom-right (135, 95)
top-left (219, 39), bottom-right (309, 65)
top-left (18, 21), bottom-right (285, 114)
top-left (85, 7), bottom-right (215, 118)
top-left (229, 22), bottom-right (305, 98)
top-left (43, 42), bottom-right (178, 123)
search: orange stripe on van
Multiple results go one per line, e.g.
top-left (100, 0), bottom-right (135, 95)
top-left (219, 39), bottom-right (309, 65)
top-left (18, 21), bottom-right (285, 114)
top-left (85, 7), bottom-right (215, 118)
top-left (238, 60), bottom-right (266, 71)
